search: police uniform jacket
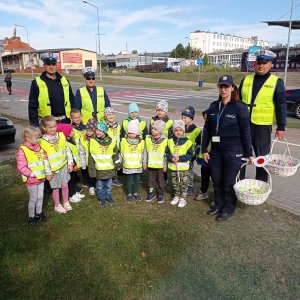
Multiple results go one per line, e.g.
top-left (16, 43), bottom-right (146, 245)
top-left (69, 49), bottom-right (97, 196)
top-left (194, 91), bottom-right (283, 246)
top-left (201, 100), bottom-right (253, 158)
top-left (28, 71), bottom-right (75, 127)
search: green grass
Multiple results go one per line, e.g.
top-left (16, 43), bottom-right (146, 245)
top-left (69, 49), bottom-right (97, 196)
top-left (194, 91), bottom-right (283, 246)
top-left (1, 160), bottom-right (300, 300)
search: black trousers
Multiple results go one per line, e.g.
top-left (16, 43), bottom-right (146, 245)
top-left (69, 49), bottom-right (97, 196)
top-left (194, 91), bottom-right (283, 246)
top-left (209, 148), bottom-right (243, 214)
top-left (200, 166), bottom-right (211, 194)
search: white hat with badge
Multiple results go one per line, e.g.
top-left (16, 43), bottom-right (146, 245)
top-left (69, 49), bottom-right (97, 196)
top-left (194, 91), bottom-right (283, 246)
top-left (255, 50), bottom-right (276, 62)
top-left (82, 67), bottom-right (96, 78)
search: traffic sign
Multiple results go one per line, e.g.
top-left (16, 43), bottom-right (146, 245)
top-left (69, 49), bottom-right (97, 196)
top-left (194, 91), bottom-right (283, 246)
top-left (197, 57), bottom-right (203, 65)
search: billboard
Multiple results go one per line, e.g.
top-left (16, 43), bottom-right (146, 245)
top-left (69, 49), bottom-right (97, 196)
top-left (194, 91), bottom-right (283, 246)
top-left (62, 53), bottom-right (82, 64)
top-left (247, 46), bottom-right (262, 71)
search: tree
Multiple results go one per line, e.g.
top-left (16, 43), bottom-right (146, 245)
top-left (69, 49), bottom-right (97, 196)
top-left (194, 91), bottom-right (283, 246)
top-left (170, 43), bottom-right (187, 58)
top-left (131, 50), bottom-right (138, 54)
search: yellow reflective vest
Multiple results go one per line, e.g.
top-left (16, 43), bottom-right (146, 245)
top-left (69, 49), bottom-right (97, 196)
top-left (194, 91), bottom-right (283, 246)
top-left (19, 145), bottom-right (46, 182)
top-left (80, 86), bottom-right (105, 125)
top-left (39, 132), bottom-right (68, 172)
top-left (107, 123), bottom-right (121, 148)
top-left (36, 76), bottom-right (71, 118)
top-left (89, 138), bottom-right (116, 170)
top-left (145, 135), bottom-right (168, 169)
top-left (241, 74), bottom-right (278, 125)
top-left (167, 138), bottom-right (193, 171)
top-left (150, 119), bottom-right (173, 137)
top-left (185, 127), bottom-right (201, 144)
top-left (80, 135), bottom-right (90, 163)
top-left (120, 138), bottom-right (145, 169)
top-left (122, 119), bottom-right (147, 138)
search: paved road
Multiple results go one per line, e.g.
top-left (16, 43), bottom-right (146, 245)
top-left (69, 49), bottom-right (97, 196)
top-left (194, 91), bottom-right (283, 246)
top-left (0, 78), bottom-right (299, 216)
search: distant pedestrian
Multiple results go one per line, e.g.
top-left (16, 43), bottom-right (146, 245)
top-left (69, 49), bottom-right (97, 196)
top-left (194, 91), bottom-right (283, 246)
top-left (4, 72), bottom-right (12, 95)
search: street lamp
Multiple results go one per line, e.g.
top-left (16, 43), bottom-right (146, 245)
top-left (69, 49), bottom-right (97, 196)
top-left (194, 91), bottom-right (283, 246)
top-left (185, 36), bottom-right (198, 60)
top-left (15, 24), bottom-right (33, 77)
top-left (82, 0), bottom-right (102, 81)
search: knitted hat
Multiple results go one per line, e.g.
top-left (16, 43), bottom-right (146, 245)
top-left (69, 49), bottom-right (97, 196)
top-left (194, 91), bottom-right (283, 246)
top-left (97, 121), bottom-right (108, 133)
top-left (127, 119), bottom-right (140, 135)
top-left (104, 106), bottom-right (115, 116)
top-left (181, 106), bottom-right (195, 120)
top-left (152, 120), bottom-right (166, 135)
top-left (86, 118), bottom-right (98, 132)
top-left (56, 123), bottom-right (73, 138)
top-left (173, 120), bottom-right (185, 132)
top-left (156, 100), bottom-right (168, 112)
top-left (128, 102), bottom-right (139, 114)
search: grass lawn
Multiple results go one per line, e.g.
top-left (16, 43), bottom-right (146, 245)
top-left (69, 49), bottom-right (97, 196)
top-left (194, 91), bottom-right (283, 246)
top-left (0, 159), bottom-right (300, 300)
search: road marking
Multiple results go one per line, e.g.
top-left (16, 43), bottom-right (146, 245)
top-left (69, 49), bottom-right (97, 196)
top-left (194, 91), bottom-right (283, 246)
top-left (20, 99), bottom-right (28, 102)
top-left (114, 110), bottom-right (151, 120)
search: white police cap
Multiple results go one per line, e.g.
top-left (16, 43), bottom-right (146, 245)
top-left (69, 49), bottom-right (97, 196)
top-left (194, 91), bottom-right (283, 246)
top-left (82, 67), bottom-right (96, 78)
top-left (255, 50), bottom-right (276, 62)
top-left (41, 52), bottom-right (58, 64)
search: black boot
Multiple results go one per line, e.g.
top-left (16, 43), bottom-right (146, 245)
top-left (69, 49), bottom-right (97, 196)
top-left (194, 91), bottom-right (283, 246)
top-left (35, 212), bottom-right (48, 222)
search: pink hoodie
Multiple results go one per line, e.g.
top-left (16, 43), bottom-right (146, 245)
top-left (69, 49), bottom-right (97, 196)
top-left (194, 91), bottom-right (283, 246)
top-left (17, 142), bottom-right (47, 186)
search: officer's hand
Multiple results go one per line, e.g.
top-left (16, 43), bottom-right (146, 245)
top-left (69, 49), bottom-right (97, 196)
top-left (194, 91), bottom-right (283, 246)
top-left (248, 156), bottom-right (255, 164)
top-left (203, 153), bottom-right (210, 163)
top-left (275, 130), bottom-right (285, 139)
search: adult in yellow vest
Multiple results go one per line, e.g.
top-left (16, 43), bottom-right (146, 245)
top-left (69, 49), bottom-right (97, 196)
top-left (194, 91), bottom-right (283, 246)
top-left (28, 52), bottom-right (75, 127)
top-left (239, 50), bottom-right (287, 182)
top-left (74, 67), bottom-right (111, 125)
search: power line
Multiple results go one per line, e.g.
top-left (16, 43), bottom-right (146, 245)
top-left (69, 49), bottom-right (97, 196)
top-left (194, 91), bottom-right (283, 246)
top-left (276, 2), bottom-right (300, 20)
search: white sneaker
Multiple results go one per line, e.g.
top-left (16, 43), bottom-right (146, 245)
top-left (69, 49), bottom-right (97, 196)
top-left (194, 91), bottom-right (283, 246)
top-left (178, 198), bottom-right (187, 208)
top-left (63, 201), bottom-right (73, 212)
top-left (196, 192), bottom-right (208, 201)
top-left (55, 204), bottom-right (67, 214)
top-left (89, 187), bottom-right (95, 196)
top-left (69, 195), bottom-right (81, 203)
top-left (170, 196), bottom-right (180, 205)
top-left (75, 192), bottom-right (85, 199)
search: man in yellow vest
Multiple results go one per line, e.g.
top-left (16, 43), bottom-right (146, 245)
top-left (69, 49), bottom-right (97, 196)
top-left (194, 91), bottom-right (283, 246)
top-left (28, 52), bottom-right (75, 127)
top-left (239, 49), bottom-right (287, 182)
top-left (74, 67), bottom-right (111, 125)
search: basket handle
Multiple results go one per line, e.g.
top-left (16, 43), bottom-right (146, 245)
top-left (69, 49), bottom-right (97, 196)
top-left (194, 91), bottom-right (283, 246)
top-left (236, 163), bottom-right (272, 192)
top-left (269, 138), bottom-right (292, 158)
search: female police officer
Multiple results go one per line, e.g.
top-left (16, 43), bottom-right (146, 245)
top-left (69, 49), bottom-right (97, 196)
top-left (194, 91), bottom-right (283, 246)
top-left (201, 75), bottom-right (254, 222)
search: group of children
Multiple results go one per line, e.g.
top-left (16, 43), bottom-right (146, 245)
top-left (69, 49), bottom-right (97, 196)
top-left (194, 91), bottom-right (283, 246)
top-left (17, 100), bottom-right (211, 225)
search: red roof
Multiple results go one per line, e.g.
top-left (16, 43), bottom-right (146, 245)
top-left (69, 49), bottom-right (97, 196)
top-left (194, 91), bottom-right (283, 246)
top-left (4, 37), bottom-right (35, 51)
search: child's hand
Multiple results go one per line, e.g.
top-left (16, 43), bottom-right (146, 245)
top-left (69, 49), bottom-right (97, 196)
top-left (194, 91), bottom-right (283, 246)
top-left (68, 165), bottom-right (73, 172)
top-left (46, 175), bottom-right (53, 181)
top-left (171, 156), bottom-right (179, 164)
top-left (143, 164), bottom-right (147, 171)
top-left (163, 166), bottom-right (168, 172)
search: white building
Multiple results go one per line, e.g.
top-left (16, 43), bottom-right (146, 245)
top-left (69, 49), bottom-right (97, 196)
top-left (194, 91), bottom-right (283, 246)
top-left (189, 30), bottom-right (268, 54)
top-left (207, 50), bottom-right (243, 68)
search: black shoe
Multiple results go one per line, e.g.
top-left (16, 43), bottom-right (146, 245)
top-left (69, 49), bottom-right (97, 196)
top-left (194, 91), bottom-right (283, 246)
top-left (216, 212), bottom-right (233, 222)
top-left (133, 193), bottom-right (142, 202)
top-left (28, 217), bottom-right (39, 226)
top-left (106, 197), bottom-right (116, 206)
top-left (157, 195), bottom-right (164, 204)
top-left (112, 178), bottom-right (123, 187)
top-left (35, 212), bottom-right (48, 222)
top-left (126, 194), bottom-right (133, 203)
top-left (145, 192), bottom-right (156, 203)
top-left (100, 200), bottom-right (106, 208)
top-left (207, 207), bottom-right (220, 216)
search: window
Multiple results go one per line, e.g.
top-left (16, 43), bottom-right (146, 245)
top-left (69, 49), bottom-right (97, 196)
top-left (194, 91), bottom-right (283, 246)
top-left (85, 60), bottom-right (92, 67)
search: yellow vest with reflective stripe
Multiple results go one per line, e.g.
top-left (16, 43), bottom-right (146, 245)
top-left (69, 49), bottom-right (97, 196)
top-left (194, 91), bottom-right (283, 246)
top-left (167, 138), bottom-right (193, 171)
top-left (68, 141), bottom-right (81, 169)
top-left (241, 74), bottom-right (277, 125)
top-left (122, 119), bottom-right (147, 139)
top-left (107, 124), bottom-right (121, 148)
top-left (39, 132), bottom-right (68, 172)
top-left (89, 138), bottom-right (116, 170)
top-left (150, 119), bottom-right (173, 137)
top-left (80, 136), bottom-right (90, 163)
top-left (80, 86), bottom-right (105, 125)
top-left (145, 135), bottom-right (168, 169)
top-left (19, 145), bottom-right (46, 182)
top-left (36, 76), bottom-right (71, 118)
top-left (120, 138), bottom-right (145, 169)
top-left (185, 127), bottom-right (201, 144)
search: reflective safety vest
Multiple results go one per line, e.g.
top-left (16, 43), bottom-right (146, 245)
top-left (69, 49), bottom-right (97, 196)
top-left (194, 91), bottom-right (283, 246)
top-left (89, 138), bottom-right (116, 170)
top-left (68, 141), bottom-right (81, 169)
top-left (185, 127), bottom-right (201, 144)
top-left (80, 135), bottom-right (90, 163)
top-left (107, 123), bottom-right (121, 148)
top-left (167, 138), bottom-right (193, 171)
top-left (19, 145), bottom-right (46, 182)
top-left (80, 86), bottom-right (105, 125)
top-left (150, 119), bottom-right (173, 137)
top-left (122, 119), bottom-right (147, 138)
top-left (36, 76), bottom-right (71, 118)
top-left (120, 138), bottom-right (145, 169)
top-left (241, 74), bottom-right (278, 125)
top-left (145, 136), bottom-right (168, 169)
top-left (39, 132), bottom-right (68, 172)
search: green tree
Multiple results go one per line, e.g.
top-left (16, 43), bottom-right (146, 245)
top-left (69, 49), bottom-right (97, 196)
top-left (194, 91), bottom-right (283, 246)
top-left (170, 43), bottom-right (187, 58)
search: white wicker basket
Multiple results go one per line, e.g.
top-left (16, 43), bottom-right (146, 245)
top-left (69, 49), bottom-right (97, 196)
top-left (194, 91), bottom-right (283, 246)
top-left (266, 138), bottom-right (299, 177)
top-left (234, 163), bottom-right (272, 205)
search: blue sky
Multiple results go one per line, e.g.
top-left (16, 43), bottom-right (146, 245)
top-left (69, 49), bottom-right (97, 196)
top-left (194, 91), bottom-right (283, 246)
top-left (0, 0), bottom-right (300, 54)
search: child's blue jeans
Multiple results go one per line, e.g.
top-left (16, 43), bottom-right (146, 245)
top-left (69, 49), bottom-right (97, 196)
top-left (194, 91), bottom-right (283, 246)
top-left (96, 178), bottom-right (112, 200)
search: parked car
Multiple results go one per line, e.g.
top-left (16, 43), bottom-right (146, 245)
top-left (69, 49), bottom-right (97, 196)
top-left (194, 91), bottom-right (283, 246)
top-left (286, 89), bottom-right (300, 119)
top-left (0, 116), bottom-right (16, 145)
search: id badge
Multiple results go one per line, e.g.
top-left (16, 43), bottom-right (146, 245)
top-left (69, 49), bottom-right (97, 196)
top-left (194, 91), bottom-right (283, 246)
top-left (212, 136), bottom-right (220, 143)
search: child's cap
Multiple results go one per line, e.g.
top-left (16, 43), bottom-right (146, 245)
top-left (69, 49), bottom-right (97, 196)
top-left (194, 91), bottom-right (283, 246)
top-left (152, 120), bottom-right (166, 135)
top-left (128, 102), bottom-right (139, 114)
top-left (104, 106), bottom-right (115, 116)
top-left (86, 118), bottom-right (98, 131)
top-left (156, 100), bottom-right (168, 112)
top-left (97, 121), bottom-right (108, 133)
top-left (181, 106), bottom-right (195, 120)
top-left (127, 119), bottom-right (140, 135)
top-left (173, 120), bottom-right (185, 132)
top-left (56, 123), bottom-right (73, 138)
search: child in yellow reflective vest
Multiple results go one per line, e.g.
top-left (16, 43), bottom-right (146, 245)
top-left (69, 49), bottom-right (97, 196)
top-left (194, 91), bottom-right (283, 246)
top-left (17, 126), bottom-right (52, 225)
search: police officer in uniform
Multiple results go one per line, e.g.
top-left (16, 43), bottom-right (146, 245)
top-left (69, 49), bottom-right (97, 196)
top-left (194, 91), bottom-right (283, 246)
top-left (74, 67), bottom-right (111, 125)
top-left (202, 75), bottom-right (254, 221)
top-left (28, 52), bottom-right (75, 127)
top-left (239, 50), bottom-right (287, 182)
